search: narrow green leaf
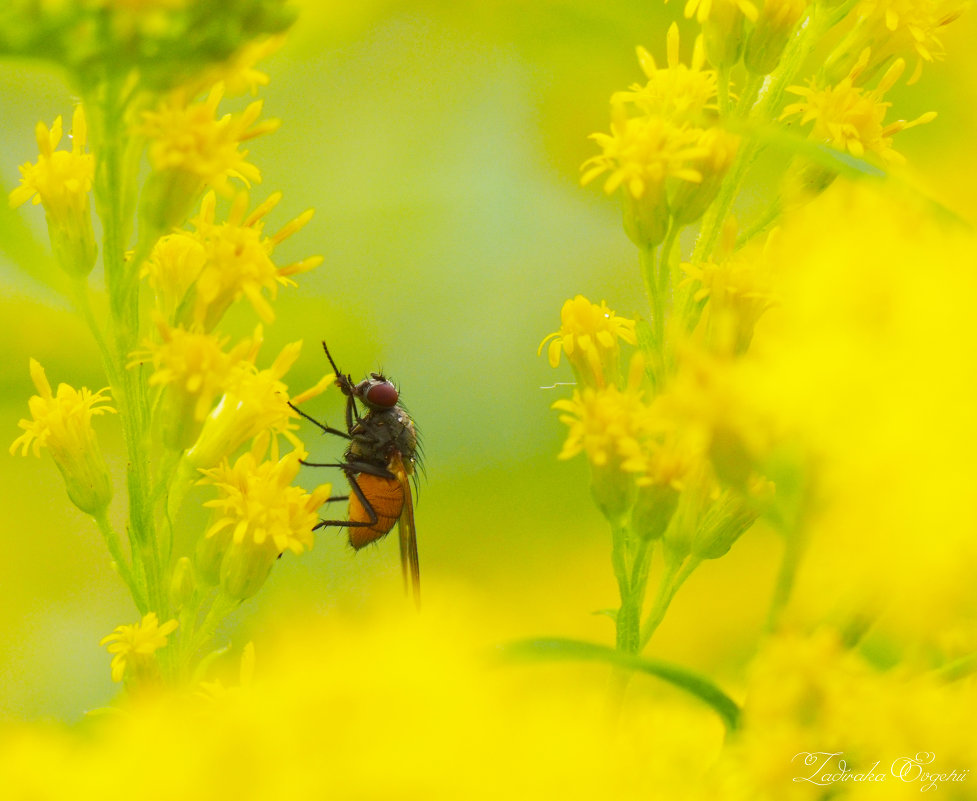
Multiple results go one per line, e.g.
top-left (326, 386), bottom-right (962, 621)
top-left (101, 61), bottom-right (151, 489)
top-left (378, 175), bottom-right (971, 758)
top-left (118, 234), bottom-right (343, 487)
top-left (496, 637), bottom-right (741, 732)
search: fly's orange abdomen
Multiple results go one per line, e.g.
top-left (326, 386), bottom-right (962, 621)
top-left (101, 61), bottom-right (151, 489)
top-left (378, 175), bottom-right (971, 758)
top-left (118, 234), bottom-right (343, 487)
top-left (348, 473), bottom-right (404, 549)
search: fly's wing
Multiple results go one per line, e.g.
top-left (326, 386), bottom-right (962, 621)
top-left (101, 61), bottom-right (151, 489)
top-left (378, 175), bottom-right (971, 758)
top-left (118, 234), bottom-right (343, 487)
top-left (390, 451), bottom-right (420, 610)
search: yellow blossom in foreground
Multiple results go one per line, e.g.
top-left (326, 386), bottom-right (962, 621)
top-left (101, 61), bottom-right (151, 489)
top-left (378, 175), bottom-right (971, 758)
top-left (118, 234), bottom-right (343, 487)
top-left (100, 613), bottom-right (178, 683)
top-left (10, 359), bottom-right (115, 514)
top-left (538, 295), bottom-right (637, 387)
top-left (187, 189), bottom-right (321, 329)
top-left (9, 105), bottom-right (96, 276)
top-left (781, 50), bottom-right (936, 164)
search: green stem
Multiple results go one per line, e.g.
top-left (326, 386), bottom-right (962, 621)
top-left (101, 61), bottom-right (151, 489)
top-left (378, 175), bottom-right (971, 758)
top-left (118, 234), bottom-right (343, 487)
top-left (88, 80), bottom-right (164, 616)
top-left (692, 10), bottom-right (828, 264)
top-left (639, 553), bottom-right (700, 650)
top-left (69, 277), bottom-right (119, 387)
top-left (187, 592), bottom-right (240, 663)
top-left (94, 510), bottom-right (147, 612)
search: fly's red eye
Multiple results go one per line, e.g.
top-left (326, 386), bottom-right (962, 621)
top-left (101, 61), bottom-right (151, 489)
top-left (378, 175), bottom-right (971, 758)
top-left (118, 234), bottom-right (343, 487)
top-left (366, 381), bottom-right (398, 408)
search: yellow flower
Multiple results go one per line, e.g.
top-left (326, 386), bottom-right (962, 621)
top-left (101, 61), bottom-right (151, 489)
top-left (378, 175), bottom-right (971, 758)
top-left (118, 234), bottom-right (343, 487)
top-left (678, 0), bottom-right (758, 24)
top-left (10, 359), bottom-right (115, 515)
top-left (100, 612), bottom-right (179, 683)
top-left (616, 26), bottom-right (717, 124)
top-left (186, 189), bottom-right (321, 329)
top-left (582, 25), bottom-right (738, 243)
top-left (538, 295), bottom-right (637, 388)
top-left (855, 0), bottom-right (968, 82)
top-left (9, 105), bottom-right (97, 277)
top-left (188, 34), bottom-right (287, 98)
top-left (140, 231), bottom-right (208, 322)
top-left (197, 441), bottom-right (331, 599)
top-left (185, 333), bottom-right (328, 469)
top-left (552, 354), bottom-right (653, 519)
top-left (136, 83), bottom-right (280, 236)
top-left (582, 101), bottom-right (706, 202)
top-left (129, 318), bottom-right (254, 449)
top-left (781, 49), bottom-right (936, 165)
top-left (140, 83), bottom-right (278, 191)
top-left (681, 234), bottom-right (776, 354)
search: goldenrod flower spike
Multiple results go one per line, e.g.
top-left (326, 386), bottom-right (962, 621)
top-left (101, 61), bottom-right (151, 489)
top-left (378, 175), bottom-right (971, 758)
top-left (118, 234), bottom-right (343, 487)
top-left (9, 105), bottom-right (97, 277)
top-left (100, 613), bottom-right (179, 684)
top-left (10, 359), bottom-right (115, 515)
top-left (538, 295), bottom-right (637, 388)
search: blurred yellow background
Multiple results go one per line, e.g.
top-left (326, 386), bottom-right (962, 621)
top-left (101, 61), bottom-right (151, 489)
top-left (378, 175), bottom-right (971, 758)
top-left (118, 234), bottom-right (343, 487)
top-left (1, 0), bottom-right (976, 722)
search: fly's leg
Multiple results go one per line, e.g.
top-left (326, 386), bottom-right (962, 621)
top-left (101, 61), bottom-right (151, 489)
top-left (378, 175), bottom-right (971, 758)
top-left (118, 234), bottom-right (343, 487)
top-left (313, 472), bottom-right (380, 531)
top-left (287, 401), bottom-right (350, 439)
top-left (320, 341), bottom-right (364, 430)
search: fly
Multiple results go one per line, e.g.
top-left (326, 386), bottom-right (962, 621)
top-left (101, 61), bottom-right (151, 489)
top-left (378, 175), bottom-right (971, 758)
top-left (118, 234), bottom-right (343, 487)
top-left (291, 342), bottom-right (421, 608)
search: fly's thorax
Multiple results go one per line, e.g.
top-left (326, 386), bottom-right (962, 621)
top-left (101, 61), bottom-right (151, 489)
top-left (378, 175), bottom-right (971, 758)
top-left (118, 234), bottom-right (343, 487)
top-left (347, 405), bottom-right (417, 467)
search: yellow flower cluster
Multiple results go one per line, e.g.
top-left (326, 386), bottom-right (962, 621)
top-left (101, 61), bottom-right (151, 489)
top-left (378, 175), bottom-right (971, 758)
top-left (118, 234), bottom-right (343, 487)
top-left (582, 24), bottom-right (739, 247)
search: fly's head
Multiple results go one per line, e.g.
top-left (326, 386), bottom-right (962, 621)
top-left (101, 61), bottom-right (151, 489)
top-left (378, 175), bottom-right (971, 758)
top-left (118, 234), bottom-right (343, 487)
top-left (354, 372), bottom-right (399, 411)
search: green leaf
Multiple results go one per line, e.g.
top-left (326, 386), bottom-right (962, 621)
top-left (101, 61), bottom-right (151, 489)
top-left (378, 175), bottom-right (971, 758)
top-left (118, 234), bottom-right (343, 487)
top-left (495, 637), bottom-right (741, 732)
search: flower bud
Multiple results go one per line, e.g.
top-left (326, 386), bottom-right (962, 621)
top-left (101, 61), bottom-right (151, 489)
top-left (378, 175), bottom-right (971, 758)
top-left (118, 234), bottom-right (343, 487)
top-left (631, 481), bottom-right (680, 541)
top-left (220, 539), bottom-right (276, 601)
top-left (169, 556), bottom-right (196, 611)
top-left (744, 0), bottom-right (807, 76)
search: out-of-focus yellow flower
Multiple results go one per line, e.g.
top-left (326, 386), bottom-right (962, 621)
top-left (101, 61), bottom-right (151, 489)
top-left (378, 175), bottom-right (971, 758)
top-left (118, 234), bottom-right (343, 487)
top-left (136, 83), bottom-right (280, 236)
top-left (186, 190), bottom-right (321, 329)
top-left (140, 84), bottom-right (278, 191)
top-left (749, 182), bottom-right (977, 648)
top-left (10, 359), bottom-right (115, 515)
top-left (538, 295), bottom-right (637, 388)
top-left (0, 609), bottom-right (724, 800)
top-left (189, 34), bottom-right (286, 98)
top-left (9, 105), bottom-right (97, 277)
top-left (681, 233), bottom-right (776, 355)
top-left (678, 0), bottom-right (758, 24)
top-left (196, 441), bottom-right (330, 599)
top-left (855, 0), bottom-right (969, 82)
top-left (100, 612), bottom-right (178, 683)
top-left (718, 628), bottom-right (977, 797)
top-left (781, 49), bottom-right (936, 165)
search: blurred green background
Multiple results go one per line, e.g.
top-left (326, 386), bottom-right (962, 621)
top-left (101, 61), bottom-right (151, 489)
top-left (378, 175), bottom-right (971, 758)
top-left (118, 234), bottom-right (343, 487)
top-left (2, 1), bottom-right (976, 721)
